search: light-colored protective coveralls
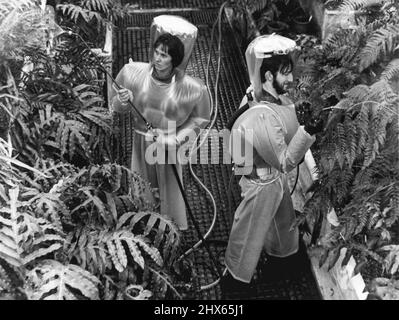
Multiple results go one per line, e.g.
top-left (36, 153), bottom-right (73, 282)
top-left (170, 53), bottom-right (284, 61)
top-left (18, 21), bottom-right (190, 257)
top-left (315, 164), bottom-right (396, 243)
top-left (225, 35), bottom-right (316, 283)
top-left (110, 16), bottom-right (211, 230)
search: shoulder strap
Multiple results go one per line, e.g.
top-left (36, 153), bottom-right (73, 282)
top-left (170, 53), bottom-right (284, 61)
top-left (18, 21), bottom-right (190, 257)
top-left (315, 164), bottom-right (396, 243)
top-left (226, 103), bottom-right (249, 131)
top-left (226, 92), bottom-right (253, 131)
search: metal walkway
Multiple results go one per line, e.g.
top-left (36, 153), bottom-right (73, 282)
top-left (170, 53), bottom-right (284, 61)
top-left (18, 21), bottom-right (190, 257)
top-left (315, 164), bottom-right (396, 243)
top-left (112, 0), bottom-right (321, 300)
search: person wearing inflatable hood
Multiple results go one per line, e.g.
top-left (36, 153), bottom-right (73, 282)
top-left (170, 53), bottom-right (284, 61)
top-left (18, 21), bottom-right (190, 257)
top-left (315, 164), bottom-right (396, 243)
top-left (110, 16), bottom-right (211, 231)
top-left (222, 34), bottom-right (323, 290)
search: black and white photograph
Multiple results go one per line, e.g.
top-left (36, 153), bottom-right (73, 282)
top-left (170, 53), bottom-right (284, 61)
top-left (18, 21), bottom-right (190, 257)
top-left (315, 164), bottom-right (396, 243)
top-left (0, 0), bottom-right (398, 310)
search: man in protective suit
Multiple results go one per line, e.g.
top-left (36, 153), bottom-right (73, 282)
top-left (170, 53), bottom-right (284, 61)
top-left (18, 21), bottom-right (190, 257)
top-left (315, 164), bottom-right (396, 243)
top-left (222, 34), bottom-right (323, 292)
top-left (110, 16), bottom-right (211, 230)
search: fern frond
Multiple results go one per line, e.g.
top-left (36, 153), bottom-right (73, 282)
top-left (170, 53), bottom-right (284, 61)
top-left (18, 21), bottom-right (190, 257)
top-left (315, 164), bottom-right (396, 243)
top-left (57, 4), bottom-right (86, 23)
top-left (70, 186), bottom-right (113, 225)
top-left (338, 0), bottom-right (390, 11)
top-left (0, 2), bottom-right (59, 61)
top-left (0, 187), bottom-right (30, 267)
top-left (57, 3), bottom-right (105, 26)
top-left (0, 187), bottom-right (64, 267)
top-left (0, 258), bottom-right (25, 299)
top-left (132, 235), bottom-right (163, 267)
top-left (27, 186), bottom-right (68, 230)
top-left (79, 108), bottom-right (111, 132)
top-left (56, 118), bottom-right (90, 159)
top-left (0, 262), bottom-right (12, 293)
top-left (345, 84), bottom-right (370, 101)
top-left (297, 75), bottom-right (315, 91)
top-left (358, 24), bottom-right (399, 71)
top-left (118, 211), bottom-right (180, 264)
top-left (26, 260), bottom-right (101, 300)
top-left (105, 230), bottom-right (163, 272)
top-left (0, 0), bottom-right (35, 18)
top-left (357, 210), bottom-right (369, 235)
top-left (83, 0), bottom-right (110, 15)
top-left (381, 58), bottom-right (399, 81)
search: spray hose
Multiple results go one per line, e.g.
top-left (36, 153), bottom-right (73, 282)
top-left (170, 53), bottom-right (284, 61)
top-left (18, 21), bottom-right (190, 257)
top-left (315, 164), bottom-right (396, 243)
top-left (178, 1), bottom-right (230, 290)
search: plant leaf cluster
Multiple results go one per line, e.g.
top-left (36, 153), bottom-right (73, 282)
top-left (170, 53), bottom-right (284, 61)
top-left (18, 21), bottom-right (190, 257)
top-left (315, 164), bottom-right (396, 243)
top-left (0, 0), bottom-right (191, 300)
top-left (292, 0), bottom-right (399, 289)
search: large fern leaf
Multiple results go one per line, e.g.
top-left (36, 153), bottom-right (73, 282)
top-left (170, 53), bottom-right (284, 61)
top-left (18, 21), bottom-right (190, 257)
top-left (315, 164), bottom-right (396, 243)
top-left (358, 24), bottom-right (399, 71)
top-left (0, 187), bottom-right (64, 267)
top-left (338, 0), bottom-right (390, 11)
top-left (70, 186), bottom-right (113, 225)
top-left (0, 1), bottom-right (57, 60)
top-left (104, 230), bottom-right (163, 272)
top-left (25, 260), bottom-right (101, 300)
top-left (118, 211), bottom-right (180, 264)
top-left (57, 3), bottom-right (104, 25)
top-left (381, 58), bottom-right (399, 81)
top-left (79, 108), bottom-right (111, 133)
top-left (83, 0), bottom-right (110, 15)
top-left (56, 118), bottom-right (90, 159)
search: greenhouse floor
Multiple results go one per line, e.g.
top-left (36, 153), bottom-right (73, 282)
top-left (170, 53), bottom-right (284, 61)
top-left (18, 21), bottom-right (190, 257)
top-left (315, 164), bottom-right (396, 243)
top-left (113, 0), bottom-right (321, 300)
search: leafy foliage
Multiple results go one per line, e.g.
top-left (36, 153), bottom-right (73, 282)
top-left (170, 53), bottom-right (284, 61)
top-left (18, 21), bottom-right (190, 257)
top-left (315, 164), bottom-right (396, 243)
top-left (292, 0), bottom-right (399, 291)
top-left (55, 0), bottom-right (130, 47)
top-left (338, 0), bottom-right (393, 11)
top-left (25, 260), bottom-right (101, 300)
top-left (381, 58), bottom-right (399, 81)
top-left (0, 1), bottom-right (188, 300)
top-left (367, 277), bottom-right (399, 300)
top-left (118, 211), bottom-right (181, 266)
top-left (358, 24), bottom-right (399, 71)
top-left (7, 35), bottom-right (115, 167)
top-left (0, 0), bottom-right (56, 62)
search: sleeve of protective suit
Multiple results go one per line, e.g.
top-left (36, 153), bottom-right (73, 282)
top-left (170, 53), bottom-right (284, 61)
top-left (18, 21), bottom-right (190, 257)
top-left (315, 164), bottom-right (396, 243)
top-left (253, 111), bottom-right (316, 173)
top-left (175, 82), bottom-right (211, 144)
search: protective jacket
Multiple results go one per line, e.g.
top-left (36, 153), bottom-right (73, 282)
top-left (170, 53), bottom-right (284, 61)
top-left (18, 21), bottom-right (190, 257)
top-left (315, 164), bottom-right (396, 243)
top-left (110, 16), bottom-right (211, 230)
top-left (225, 94), bottom-right (315, 283)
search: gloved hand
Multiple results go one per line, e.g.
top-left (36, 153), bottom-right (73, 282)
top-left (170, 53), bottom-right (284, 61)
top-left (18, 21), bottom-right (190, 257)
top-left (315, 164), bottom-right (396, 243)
top-left (245, 85), bottom-right (254, 101)
top-left (304, 116), bottom-right (324, 135)
top-left (295, 100), bottom-right (312, 125)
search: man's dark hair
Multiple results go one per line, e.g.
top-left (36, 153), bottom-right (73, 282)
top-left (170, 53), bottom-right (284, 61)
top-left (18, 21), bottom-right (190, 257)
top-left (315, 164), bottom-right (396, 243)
top-left (153, 33), bottom-right (185, 68)
top-left (259, 54), bottom-right (293, 83)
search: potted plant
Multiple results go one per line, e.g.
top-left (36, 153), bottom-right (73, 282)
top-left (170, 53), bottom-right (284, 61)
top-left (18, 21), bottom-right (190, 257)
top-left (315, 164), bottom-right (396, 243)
top-left (292, 11), bottom-right (313, 34)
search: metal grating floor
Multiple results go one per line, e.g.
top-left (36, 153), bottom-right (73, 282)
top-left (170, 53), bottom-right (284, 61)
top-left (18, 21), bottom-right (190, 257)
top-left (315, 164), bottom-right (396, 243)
top-left (112, 2), bottom-right (321, 300)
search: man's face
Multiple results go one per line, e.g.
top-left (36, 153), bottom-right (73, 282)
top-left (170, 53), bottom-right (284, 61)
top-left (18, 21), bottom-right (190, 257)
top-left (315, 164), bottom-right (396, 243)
top-left (273, 69), bottom-right (293, 95)
top-left (153, 44), bottom-right (173, 73)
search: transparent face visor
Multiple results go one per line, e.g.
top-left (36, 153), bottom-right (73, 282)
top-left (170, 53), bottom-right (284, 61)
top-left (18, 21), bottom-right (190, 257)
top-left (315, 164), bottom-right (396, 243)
top-left (245, 35), bottom-right (298, 101)
top-left (149, 15), bottom-right (198, 75)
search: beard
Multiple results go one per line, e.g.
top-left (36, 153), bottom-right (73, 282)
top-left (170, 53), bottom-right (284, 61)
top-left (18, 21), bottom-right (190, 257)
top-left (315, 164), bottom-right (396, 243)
top-left (273, 78), bottom-right (288, 95)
